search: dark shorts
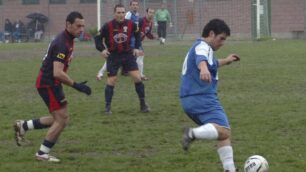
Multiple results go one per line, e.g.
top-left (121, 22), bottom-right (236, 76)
top-left (107, 52), bottom-right (138, 77)
top-left (37, 85), bottom-right (67, 113)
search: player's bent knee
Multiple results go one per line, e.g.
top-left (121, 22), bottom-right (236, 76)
top-left (212, 123), bottom-right (231, 140)
top-left (53, 112), bottom-right (69, 128)
top-left (218, 128), bottom-right (231, 140)
top-left (107, 77), bottom-right (117, 85)
top-left (64, 115), bottom-right (70, 126)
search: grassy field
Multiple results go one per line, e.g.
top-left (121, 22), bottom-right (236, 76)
top-left (1, 39), bottom-right (306, 172)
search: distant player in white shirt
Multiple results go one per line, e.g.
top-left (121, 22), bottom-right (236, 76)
top-left (180, 19), bottom-right (240, 172)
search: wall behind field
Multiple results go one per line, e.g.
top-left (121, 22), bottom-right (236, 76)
top-left (0, 0), bottom-right (305, 41)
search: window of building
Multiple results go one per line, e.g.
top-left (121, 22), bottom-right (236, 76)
top-left (49, 0), bottom-right (66, 4)
top-left (22, 0), bottom-right (39, 5)
top-left (80, 0), bottom-right (96, 4)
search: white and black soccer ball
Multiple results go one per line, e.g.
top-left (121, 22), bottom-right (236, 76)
top-left (244, 155), bottom-right (269, 172)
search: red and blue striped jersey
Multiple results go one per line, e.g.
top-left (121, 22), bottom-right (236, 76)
top-left (95, 19), bottom-right (140, 53)
top-left (36, 30), bottom-right (74, 88)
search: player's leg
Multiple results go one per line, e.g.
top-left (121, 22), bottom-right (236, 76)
top-left (14, 87), bottom-right (65, 146)
top-left (14, 116), bottom-right (53, 146)
top-left (160, 21), bottom-right (167, 44)
top-left (125, 55), bottom-right (150, 112)
top-left (163, 22), bottom-right (167, 43)
top-left (129, 70), bottom-right (150, 112)
top-left (34, 86), bottom-right (67, 162)
top-left (136, 47), bottom-right (148, 80)
top-left (181, 96), bottom-right (236, 171)
top-left (35, 106), bottom-right (69, 163)
top-left (183, 122), bottom-right (236, 171)
top-left (217, 132), bottom-right (236, 172)
top-left (136, 57), bottom-right (143, 77)
top-left (104, 76), bottom-right (117, 114)
top-left (157, 21), bottom-right (163, 44)
top-left (96, 62), bottom-right (107, 80)
top-left (104, 55), bottom-right (119, 114)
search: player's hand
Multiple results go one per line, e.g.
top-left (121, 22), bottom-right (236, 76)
top-left (154, 22), bottom-right (158, 27)
top-left (226, 54), bottom-right (240, 65)
top-left (140, 32), bottom-right (145, 38)
top-left (133, 49), bottom-right (140, 57)
top-left (101, 49), bottom-right (110, 58)
top-left (72, 81), bottom-right (91, 95)
top-left (138, 50), bottom-right (144, 57)
top-left (169, 22), bottom-right (173, 28)
top-left (200, 69), bottom-right (211, 83)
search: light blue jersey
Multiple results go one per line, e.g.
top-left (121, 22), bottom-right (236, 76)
top-left (179, 38), bottom-right (229, 128)
top-left (126, 11), bottom-right (139, 49)
top-left (180, 38), bottom-right (219, 98)
top-left (125, 11), bottom-right (140, 25)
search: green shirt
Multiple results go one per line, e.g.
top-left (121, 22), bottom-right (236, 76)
top-left (155, 9), bottom-right (171, 23)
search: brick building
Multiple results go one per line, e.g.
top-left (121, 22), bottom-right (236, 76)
top-left (0, 0), bottom-right (305, 41)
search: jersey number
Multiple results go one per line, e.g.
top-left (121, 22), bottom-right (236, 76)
top-left (181, 52), bottom-right (189, 75)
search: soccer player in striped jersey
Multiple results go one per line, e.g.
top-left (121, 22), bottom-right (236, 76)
top-left (97, 0), bottom-right (140, 80)
top-left (95, 4), bottom-right (150, 114)
top-left (136, 7), bottom-right (155, 81)
top-left (180, 19), bottom-right (240, 172)
top-left (13, 11), bottom-right (91, 162)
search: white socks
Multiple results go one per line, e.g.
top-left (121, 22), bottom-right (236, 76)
top-left (26, 120), bottom-right (34, 130)
top-left (218, 146), bottom-right (236, 172)
top-left (191, 123), bottom-right (218, 140)
top-left (97, 62), bottom-right (107, 77)
top-left (191, 124), bottom-right (235, 171)
top-left (137, 56), bottom-right (144, 77)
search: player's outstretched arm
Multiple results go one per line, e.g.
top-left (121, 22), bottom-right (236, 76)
top-left (54, 61), bottom-right (91, 95)
top-left (218, 54), bottom-right (240, 67)
top-left (53, 61), bottom-right (74, 86)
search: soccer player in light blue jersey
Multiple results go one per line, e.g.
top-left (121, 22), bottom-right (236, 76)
top-left (180, 19), bottom-right (240, 172)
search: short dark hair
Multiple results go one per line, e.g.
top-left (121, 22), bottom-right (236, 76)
top-left (130, 0), bottom-right (138, 5)
top-left (202, 19), bottom-right (230, 38)
top-left (146, 7), bottom-right (154, 13)
top-left (114, 4), bottom-right (125, 12)
top-left (66, 11), bottom-right (83, 24)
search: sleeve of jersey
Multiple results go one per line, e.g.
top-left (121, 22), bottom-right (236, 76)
top-left (133, 23), bottom-right (141, 49)
top-left (195, 43), bottom-right (209, 66)
top-left (94, 25), bottom-right (107, 52)
top-left (53, 44), bottom-right (68, 63)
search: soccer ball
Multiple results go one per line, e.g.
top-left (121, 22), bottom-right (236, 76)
top-left (244, 155), bottom-right (269, 172)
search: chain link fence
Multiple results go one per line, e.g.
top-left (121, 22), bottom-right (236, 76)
top-left (104, 0), bottom-right (267, 40)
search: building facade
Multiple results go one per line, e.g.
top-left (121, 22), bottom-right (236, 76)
top-left (0, 0), bottom-right (305, 40)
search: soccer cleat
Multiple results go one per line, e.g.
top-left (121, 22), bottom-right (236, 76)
top-left (140, 103), bottom-right (150, 113)
top-left (141, 76), bottom-right (149, 81)
top-left (35, 153), bottom-right (60, 163)
top-left (14, 120), bottom-right (26, 146)
top-left (105, 105), bottom-right (112, 114)
top-left (182, 127), bottom-right (195, 151)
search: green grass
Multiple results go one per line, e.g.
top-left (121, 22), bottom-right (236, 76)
top-left (1, 40), bottom-right (306, 171)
